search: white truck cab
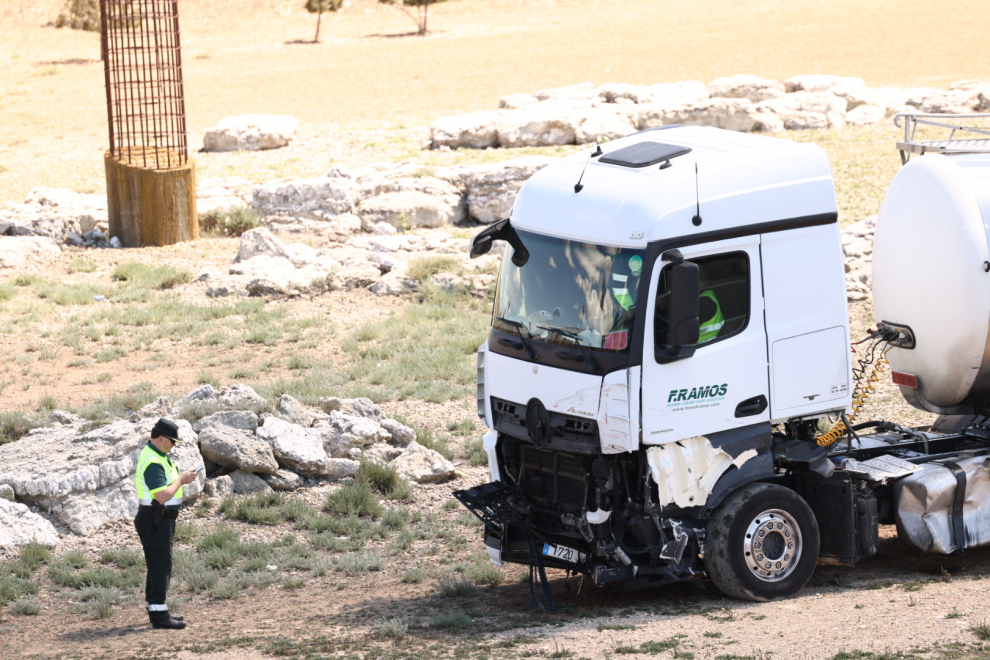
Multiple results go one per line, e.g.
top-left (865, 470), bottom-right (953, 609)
top-left (455, 120), bottom-right (990, 603)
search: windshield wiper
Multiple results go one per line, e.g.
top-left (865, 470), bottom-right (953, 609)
top-left (494, 316), bottom-right (537, 359)
top-left (537, 325), bottom-right (599, 372)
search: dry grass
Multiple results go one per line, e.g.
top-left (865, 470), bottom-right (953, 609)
top-left (3, 0), bottom-right (990, 202)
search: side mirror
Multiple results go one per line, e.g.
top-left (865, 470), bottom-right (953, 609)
top-left (656, 258), bottom-right (699, 364)
top-left (469, 219), bottom-right (529, 266)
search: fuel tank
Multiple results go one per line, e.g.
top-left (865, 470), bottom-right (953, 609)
top-left (872, 153), bottom-right (990, 414)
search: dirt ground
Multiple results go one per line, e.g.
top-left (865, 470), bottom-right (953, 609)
top-left (3, 1), bottom-right (989, 658)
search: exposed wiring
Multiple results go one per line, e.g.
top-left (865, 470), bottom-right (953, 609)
top-left (816, 333), bottom-right (893, 447)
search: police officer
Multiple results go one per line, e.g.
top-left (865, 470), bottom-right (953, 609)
top-left (135, 418), bottom-right (197, 630)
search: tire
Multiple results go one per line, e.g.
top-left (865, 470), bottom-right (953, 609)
top-left (703, 482), bottom-right (819, 602)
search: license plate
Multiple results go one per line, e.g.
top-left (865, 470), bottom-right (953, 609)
top-left (542, 543), bottom-right (586, 564)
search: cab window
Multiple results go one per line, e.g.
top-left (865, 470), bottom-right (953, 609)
top-left (655, 252), bottom-right (750, 350)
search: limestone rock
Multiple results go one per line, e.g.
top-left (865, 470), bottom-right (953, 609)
top-left (437, 156), bottom-right (553, 225)
top-left (216, 384), bottom-right (269, 411)
top-left (319, 397), bottom-right (384, 421)
top-left (381, 418), bottom-right (416, 447)
top-left (0, 499), bottom-right (60, 548)
top-left (639, 80), bottom-right (710, 107)
top-left (659, 98), bottom-right (757, 132)
top-left (709, 75), bottom-right (786, 103)
top-left (573, 107), bottom-right (638, 144)
top-left (0, 187), bottom-right (108, 243)
top-left (252, 176), bottom-right (356, 220)
top-left (203, 475), bottom-right (234, 499)
top-left (317, 412), bottom-right (391, 458)
top-left (430, 110), bottom-right (501, 149)
top-left (275, 394), bottom-right (328, 427)
top-left (330, 260), bottom-right (383, 290)
top-left (370, 271), bottom-right (418, 296)
top-left (364, 443), bottom-right (403, 463)
top-left (845, 105), bottom-right (887, 126)
top-left (784, 75), bottom-right (866, 95)
top-left (391, 441), bottom-right (457, 484)
top-left (192, 410), bottom-right (260, 434)
top-left (0, 236), bottom-right (61, 269)
top-left (256, 416), bottom-right (329, 477)
top-left (203, 114), bottom-right (300, 152)
top-left (357, 189), bottom-right (465, 230)
top-left (0, 418), bottom-right (205, 535)
top-left (261, 469), bottom-right (302, 491)
top-left (228, 469), bottom-right (272, 493)
top-left (138, 396), bottom-right (173, 419)
top-left (198, 426), bottom-right (279, 475)
top-left (0, 484), bottom-right (14, 501)
top-left (496, 103), bottom-right (581, 148)
top-left (326, 458), bottom-right (360, 480)
top-left (754, 92), bottom-right (848, 130)
top-left (47, 410), bottom-right (83, 426)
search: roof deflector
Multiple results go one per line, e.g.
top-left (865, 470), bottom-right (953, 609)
top-left (599, 141), bottom-right (691, 169)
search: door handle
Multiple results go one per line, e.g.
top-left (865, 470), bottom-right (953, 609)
top-left (498, 337), bottom-right (524, 350)
top-left (735, 395), bottom-right (768, 418)
top-left (555, 350), bottom-right (583, 361)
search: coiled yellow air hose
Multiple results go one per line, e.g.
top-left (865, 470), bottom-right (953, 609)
top-left (816, 346), bottom-right (891, 447)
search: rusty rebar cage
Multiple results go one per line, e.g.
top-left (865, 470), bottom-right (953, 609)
top-left (99, 0), bottom-right (189, 170)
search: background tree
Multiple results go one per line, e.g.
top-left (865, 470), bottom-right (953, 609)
top-left (305, 0), bottom-right (343, 43)
top-left (378, 0), bottom-right (452, 36)
top-left (55, 0), bottom-right (100, 32)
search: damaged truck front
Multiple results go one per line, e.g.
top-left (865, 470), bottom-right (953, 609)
top-left (455, 120), bottom-right (990, 603)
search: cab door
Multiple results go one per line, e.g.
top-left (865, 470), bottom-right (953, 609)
top-left (640, 237), bottom-right (769, 445)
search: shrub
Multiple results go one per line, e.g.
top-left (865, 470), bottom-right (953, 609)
top-left (0, 412), bottom-right (40, 446)
top-left (228, 491), bottom-right (288, 526)
top-left (68, 257), bottom-right (97, 273)
top-left (199, 205), bottom-right (260, 237)
top-left (374, 616), bottom-right (408, 640)
top-left (324, 482), bottom-right (383, 518)
top-left (334, 552), bottom-right (384, 577)
top-left (464, 436), bottom-right (488, 466)
top-left (17, 543), bottom-right (52, 573)
top-left (356, 460), bottom-right (413, 501)
top-left (381, 507), bottom-right (408, 531)
top-left (431, 610), bottom-right (472, 630)
top-left (0, 283), bottom-right (16, 301)
top-left (407, 256), bottom-right (463, 282)
top-left (0, 575), bottom-right (40, 607)
top-left (112, 262), bottom-right (191, 290)
top-left (9, 599), bottom-right (41, 615)
top-left (73, 587), bottom-right (125, 619)
top-left (98, 547), bottom-right (143, 569)
top-left (434, 572), bottom-right (476, 598)
top-left (465, 562), bottom-right (504, 586)
top-left (401, 568), bottom-right (428, 584)
top-left (197, 524), bottom-right (241, 553)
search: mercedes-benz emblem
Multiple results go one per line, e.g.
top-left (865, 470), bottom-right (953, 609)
top-left (525, 398), bottom-right (550, 447)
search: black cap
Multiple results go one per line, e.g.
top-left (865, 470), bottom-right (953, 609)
top-left (152, 418), bottom-right (181, 443)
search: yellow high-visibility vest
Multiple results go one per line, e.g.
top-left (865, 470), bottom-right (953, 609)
top-left (134, 444), bottom-right (182, 507)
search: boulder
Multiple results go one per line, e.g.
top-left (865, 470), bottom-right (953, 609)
top-left (47, 410), bottom-right (83, 426)
top-left (437, 156), bottom-right (553, 224)
top-left (657, 98), bottom-right (758, 132)
top-left (317, 412), bottom-right (391, 458)
top-left (754, 92), bottom-right (848, 130)
top-left (919, 89), bottom-right (981, 114)
top-left (356, 190), bottom-right (465, 230)
top-left (261, 469), bottom-right (302, 491)
top-left (784, 75), bottom-right (866, 95)
top-left (192, 410), bottom-right (260, 433)
top-left (381, 418), bottom-right (416, 446)
top-left (845, 105), bottom-right (887, 126)
top-left (235, 227), bottom-right (294, 263)
top-left (203, 114), bottom-right (300, 152)
top-left (391, 441), bottom-right (457, 484)
top-left (326, 458), bottom-right (360, 480)
top-left (216, 384), bottom-right (269, 411)
top-left (0, 188), bottom-right (108, 243)
top-left (319, 397), bottom-right (385, 421)
top-left (430, 110), bottom-right (501, 149)
top-left (574, 107), bottom-right (638, 144)
top-left (275, 394), bottom-right (328, 427)
top-left (0, 418), bottom-right (205, 535)
top-left (364, 443), bottom-right (403, 463)
top-left (330, 260), bottom-right (383, 290)
top-left (252, 176), bottom-right (356, 220)
top-left (198, 426), bottom-right (279, 474)
top-left (203, 475), bottom-right (234, 499)
top-left (228, 469), bottom-right (272, 493)
top-left (496, 103), bottom-right (581, 147)
top-left (256, 416), bottom-right (329, 477)
top-left (0, 484), bottom-right (14, 501)
top-left (370, 271), bottom-right (418, 296)
top-left (137, 396), bottom-right (174, 419)
top-left (0, 236), bottom-right (61, 269)
top-left (640, 80), bottom-right (710, 107)
top-left (0, 499), bottom-right (60, 548)
top-left (708, 75), bottom-right (786, 103)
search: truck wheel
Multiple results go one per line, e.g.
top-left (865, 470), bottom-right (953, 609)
top-left (703, 483), bottom-right (819, 602)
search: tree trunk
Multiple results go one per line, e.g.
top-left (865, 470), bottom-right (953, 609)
top-left (419, 3), bottom-right (427, 35)
top-left (314, 9), bottom-right (322, 43)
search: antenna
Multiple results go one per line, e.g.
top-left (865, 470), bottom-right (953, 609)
top-left (691, 163), bottom-right (702, 226)
top-left (574, 145), bottom-right (603, 193)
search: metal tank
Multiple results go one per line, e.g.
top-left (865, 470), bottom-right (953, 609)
top-left (872, 146), bottom-right (990, 415)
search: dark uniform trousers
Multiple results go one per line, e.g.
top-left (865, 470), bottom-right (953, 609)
top-left (134, 507), bottom-right (176, 623)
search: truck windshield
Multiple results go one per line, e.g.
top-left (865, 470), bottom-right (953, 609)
top-left (493, 229), bottom-right (646, 352)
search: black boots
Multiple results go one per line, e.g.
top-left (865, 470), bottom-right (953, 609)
top-left (152, 617), bottom-right (186, 630)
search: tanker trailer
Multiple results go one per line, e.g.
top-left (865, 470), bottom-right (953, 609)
top-left (454, 114), bottom-right (990, 603)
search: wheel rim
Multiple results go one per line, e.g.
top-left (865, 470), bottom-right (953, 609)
top-left (742, 508), bottom-right (802, 582)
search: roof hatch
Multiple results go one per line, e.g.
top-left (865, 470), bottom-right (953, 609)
top-left (599, 140), bottom-right (691, 169)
